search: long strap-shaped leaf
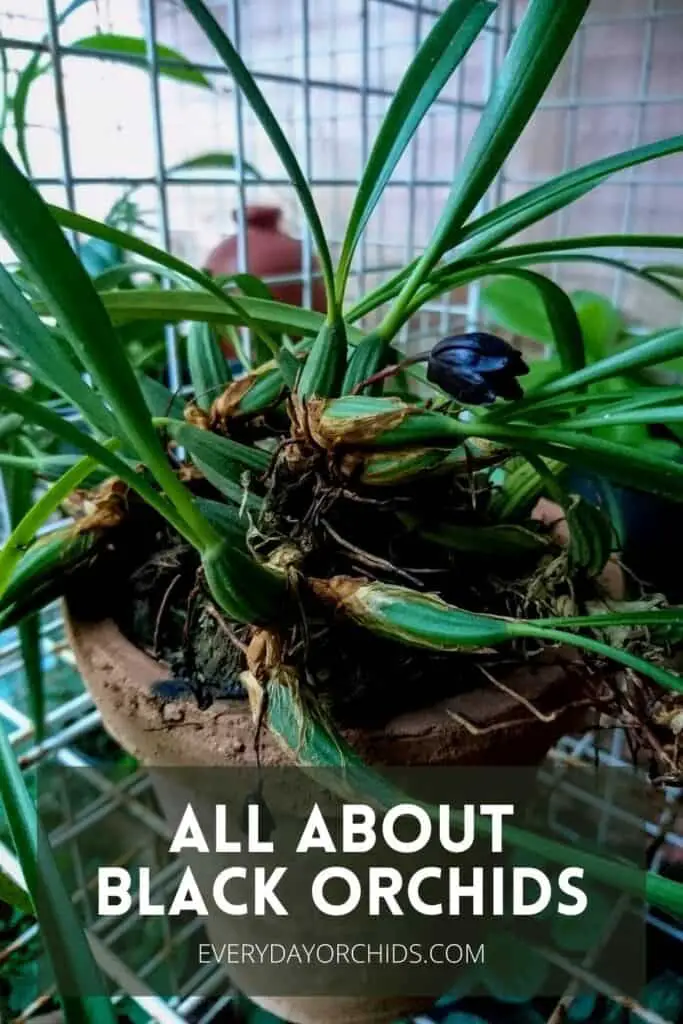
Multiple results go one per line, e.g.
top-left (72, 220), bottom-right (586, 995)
top-left (179, 0), bottom-right (337, 316)
top-left (364, 253), bottom-right (678, 340)
top-left (456, 136), bottom-right (683, 257)
top-left (519, 326), bottom-right (683, 405)
top-left (0, 384), bottom-right (197, 545)
top-left (3, 450), bottom-right (45, 741)
top-left (164, 420), bottom-right (271, 474)
top-left (187, 321), bottom-right (233, 410)
top-left (567, 406), bottom-right (683, 431)
top-left (510, 386), bottom-right (683, 422)
top-left (335, 0), bottom-right (495, 297)
top-left (0, 263), bottom-right (115, 436)
top-left (495, 430), bottom-right (683, 504)
top-left (49, 205), bottom-right (237, 303)
top-left (48, 205), bottom-right (278, 348)
top-left (0, 145), bottom-right (216, 550)
top-left (0, 730), bottom-right (117, 1024)
top-left (430, 251), bottom-right (683, 306)
top-left (91, 288), bottom-right (365, 341)
top-left (350, 233), bottom-right (683, 322)
top-left (70, 34), bottom-right (212, 87)
top-left (12, 0), bottom-right (92, 174)
top-left (259, 682), bottom-right (683, 918)
top-left (379, 0), bottom-right (590, 340)
top-left (0, 451), bottom-right (114, 607)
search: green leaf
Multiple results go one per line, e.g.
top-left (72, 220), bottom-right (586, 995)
top-left (482, 932), bottom-right (549, 1003)
top-left (647, 263), bottom-right (683, 280)
top-left (530, 326), bottom-right (683, 403)
top-left (502, 254), bottom-right (683, 306)
top-left (12, 0), bottom-right (94, 175)
top-left (317, 576), bottom-right (683, 697)
top-left (93, 260), bottom-right (198, 291)
top-left (0, 729), bottom-right (117, 1024)
top-left (0, 384), bottom-right (197, 545)
top-left (258, 676), bottom-right (683, 919)
top-left (417, 521), bottom-right (551, 557)
top-left (519, 356), bottom-right (563, 392)
top-left (442, 0), bottom-right (590, 248)
top-left (0, 263), bottom-right (115, 436)
top-left (488, 456), bottom-right (565, 520)
top-left (70, 34), bottom-right (211, 88)
top-left (481, 276), bottom-right (555, 343)
top-left (0, 146), bottom-right (216, 550)
top-left (165, 420), bottom-right (270, 474)
top-left (202, 539), bottom-right (286, 624)
top-left (571, 290), bottom-right (625, 362)
top-left (0, 25), bottom-right (9, 140)
top-left (2, 444), bottom-right (45, 740)
top-left (482, 281), bottom-right (624, 366)
top-left (316, 578), bottom-right (518, 648)
top-left (49, 205), bottom-right (246, 311)
top-left (228, 273), bottom-right (281, 365)
top-left (277, 346), bottom-right (303, 390)
top-left (18, 615), bottom-right (43, 742)
top-left (228, 273), bottom-right (276, 302)
top-left (95, 287), bottom-right (365, 341)
top-left (0, 864), bottom-right (33, 914)
top-left (480, 268), bottom-right (585, 373)
top-left (167, 150), bottom-right (260, 181)
top-left (136, 371), bottom-right (186, 420)
top-left (459, 137), bottom-right (683, 256)
top-left (49, 208), bottom-right (270, 355)
top-left (297, 317), bottom-right (348, 399)
top-left (569, 403), bottom-right (683, 431)
top-left (0, 148), bottom-right (154, 449)
top-left (187, 321), bottom-right (232, 409)
top-left (565, 496), bottom-right (614, 577)
top-left (378, 0), bottom-right (590, 340)
top-left (179, 0), bottom-right (336, 314)
top-left (362, 236), bottom-right (683, 325)
top-left (195, 497), bottom-right (250, 548)
top-left (0, 527), bottom-right (97, 617)
top-left (336, 0), bottom-right (494, 294)
top-left (477, 421), bottom-right (683, 503)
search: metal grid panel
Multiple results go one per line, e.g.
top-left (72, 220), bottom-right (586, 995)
top-left (1, 1), bottom-right (683, 1020)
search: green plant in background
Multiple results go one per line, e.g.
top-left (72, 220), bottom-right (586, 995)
top-left (0, 0), bottom-right (264, 738)
top-left (480, 278), bottom-right (683, 452)
top-left (2, 0), bottom-right (683, 1014)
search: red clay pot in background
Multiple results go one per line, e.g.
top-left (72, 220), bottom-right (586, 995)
top-left (205, 206), bottom-right (326, 356)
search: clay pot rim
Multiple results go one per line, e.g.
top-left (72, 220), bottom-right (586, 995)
top-left (231, 205), bottom-right (282, 227)
top-left (65, 605), bottom-right (595, 770)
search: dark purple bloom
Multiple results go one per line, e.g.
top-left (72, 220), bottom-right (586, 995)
top-left (426, 333), bottom-right (529, 405)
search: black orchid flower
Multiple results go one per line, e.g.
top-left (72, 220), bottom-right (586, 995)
top-left (426, 332), bottom-right (529, 405)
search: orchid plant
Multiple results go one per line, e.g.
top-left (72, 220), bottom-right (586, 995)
top-left (1, 0), bottom-right (683, 1009)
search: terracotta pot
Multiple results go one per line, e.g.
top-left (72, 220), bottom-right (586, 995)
top-left (65, 609), bottom-right (594, 1024)
top-left (205, 206), bottom-right (326, 357)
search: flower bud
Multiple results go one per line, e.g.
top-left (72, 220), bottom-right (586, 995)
top-left (427, 332), bottom-right (529, 404)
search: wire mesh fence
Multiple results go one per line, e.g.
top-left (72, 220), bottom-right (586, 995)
top-left (0, 0), bottom-right (682, 1021)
